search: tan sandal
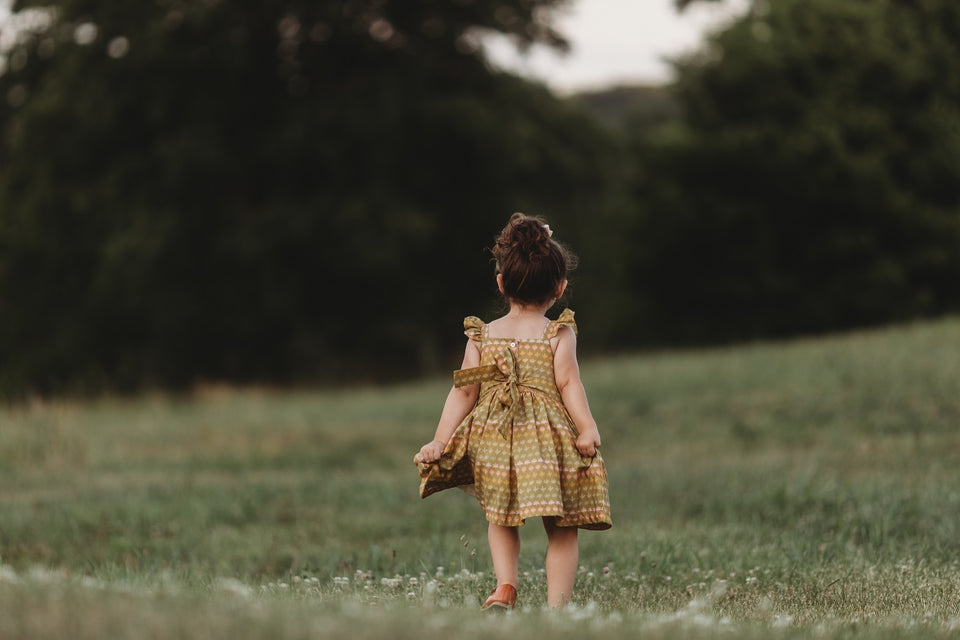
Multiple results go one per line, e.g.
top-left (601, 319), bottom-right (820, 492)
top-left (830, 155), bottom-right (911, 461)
top-left (481, 583), bottom-right (517, 610)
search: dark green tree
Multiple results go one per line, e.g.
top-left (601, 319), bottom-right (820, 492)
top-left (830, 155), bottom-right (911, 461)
top-left (675, 0), bottom-right (726, 8)
top-left (630, 0), bottom-right (960, 343)
top-left (0, 0), bottom-right (621, 397)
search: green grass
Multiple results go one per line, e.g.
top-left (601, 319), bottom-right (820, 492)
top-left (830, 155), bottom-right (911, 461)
top-left (2, 316), bottom-right (960, 638)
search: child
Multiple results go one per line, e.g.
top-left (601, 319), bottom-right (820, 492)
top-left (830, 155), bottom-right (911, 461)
top-left (414, 212), bottom-right (612, 610)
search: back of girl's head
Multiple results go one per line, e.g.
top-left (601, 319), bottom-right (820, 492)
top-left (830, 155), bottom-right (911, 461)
top-left (491, 212), bottom-right (578, 306)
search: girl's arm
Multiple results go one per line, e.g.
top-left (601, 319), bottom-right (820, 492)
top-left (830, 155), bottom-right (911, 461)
top-left (552, 326), bottom-right (601, 457)
top-left (415, 338), bottom-right (481, 464)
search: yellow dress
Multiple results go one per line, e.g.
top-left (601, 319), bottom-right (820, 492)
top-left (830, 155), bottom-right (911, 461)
top-left (417, 309), bottom-right (612, 530)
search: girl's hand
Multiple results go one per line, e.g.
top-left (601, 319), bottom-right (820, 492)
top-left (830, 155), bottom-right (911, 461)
top-left (575, 430), bottom-right (601, 458)
top-left (415, 440), bottom-right (446, 464)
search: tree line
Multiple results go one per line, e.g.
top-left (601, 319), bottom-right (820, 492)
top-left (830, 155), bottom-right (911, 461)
top-left (1, 0), bottom-right (959, 398)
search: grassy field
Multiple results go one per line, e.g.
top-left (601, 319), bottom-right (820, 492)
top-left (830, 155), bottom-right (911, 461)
top-left (2, 316), bottom-right (960, 639)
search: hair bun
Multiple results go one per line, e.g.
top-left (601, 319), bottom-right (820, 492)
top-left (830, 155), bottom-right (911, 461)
top-left (507, 213), bottom-right (552, 261)
top-left (491, 211), bottom-right (576, 306)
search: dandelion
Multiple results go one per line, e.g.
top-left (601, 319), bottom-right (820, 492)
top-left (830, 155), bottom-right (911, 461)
top-left (0, 565), bottom-right (18, 584)
top-left (772, 614), bottom-right (794, 628)
top-left (709, 579), bottom-right (728, 601)
top-left (28, 567), bottom-right (66, 583)
top-left (217, 577), bottom-right (254, 598)
top-left (80, 576), bottom-right (106, 590)
top-left (565, 600), bottom-right (600, 621)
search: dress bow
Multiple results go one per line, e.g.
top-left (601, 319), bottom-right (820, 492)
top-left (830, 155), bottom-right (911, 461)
top-left (452, 343), bottom-right (523, 440)
top-left (493, 346), bottom-right (521, 439)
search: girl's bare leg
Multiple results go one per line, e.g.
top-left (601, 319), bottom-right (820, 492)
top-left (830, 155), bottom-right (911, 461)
top-left (543, 517), bottom-right (578, 607)
top-left (487, 523), bottom-right (520, 588)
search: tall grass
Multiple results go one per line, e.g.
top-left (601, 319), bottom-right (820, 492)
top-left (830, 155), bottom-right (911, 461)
top-left (2, 316), bottom-right (959, 638)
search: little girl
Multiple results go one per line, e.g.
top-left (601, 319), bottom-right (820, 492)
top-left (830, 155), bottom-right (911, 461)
top-left (414, 212), bottom-right (612, 610)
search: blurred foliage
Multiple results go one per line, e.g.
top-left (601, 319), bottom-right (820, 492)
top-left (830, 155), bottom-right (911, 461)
top-left (626, 0), bottom-right (960, 344)
top-left (2, 0), bottom-right (960, 397)
top-left (571, 85), bottom-right (679, 136)
top-left (0, 0), bottom-right (627, 396)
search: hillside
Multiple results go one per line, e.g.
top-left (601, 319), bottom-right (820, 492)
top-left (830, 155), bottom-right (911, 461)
top-left (568, 83), bottom-right (680, 132)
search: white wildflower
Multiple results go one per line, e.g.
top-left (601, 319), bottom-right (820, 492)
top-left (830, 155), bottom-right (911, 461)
top-left (216, 577), bottom-right (254, 598)
top-left (772, 614), bottom-right (794, 628)
top-left (709, 579), bottom-right (728, 601)
top-left (380, 576), bottom-right (402, 589)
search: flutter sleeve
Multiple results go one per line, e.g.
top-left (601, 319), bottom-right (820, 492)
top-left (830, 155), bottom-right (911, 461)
top-left (545, 308), bottom-right (577, 339)
top-left (463, 316), bottom-right (484, 342)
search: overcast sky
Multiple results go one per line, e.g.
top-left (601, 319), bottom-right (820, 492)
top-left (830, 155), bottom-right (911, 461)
top-left (485, 0), bottom-right (750, 94)
top-left (1, 0), bottom-right (750, 93)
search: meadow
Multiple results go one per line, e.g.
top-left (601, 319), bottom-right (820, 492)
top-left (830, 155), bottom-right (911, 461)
top-left (2, 316), bottom-right (960, 639)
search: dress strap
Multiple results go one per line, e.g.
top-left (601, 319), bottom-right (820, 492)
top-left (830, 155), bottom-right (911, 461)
top-left (463, 316), bottom-right (484, 342)
top-left (544, 308), bottom-right (577, 339)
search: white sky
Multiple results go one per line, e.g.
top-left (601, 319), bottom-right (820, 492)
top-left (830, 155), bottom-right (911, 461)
top-left (485, 0), bottom-right (751, 94)
top-left (1, 0), bottom-right (750, 93)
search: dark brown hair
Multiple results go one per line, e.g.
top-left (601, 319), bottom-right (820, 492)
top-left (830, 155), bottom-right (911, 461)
top-left (490, 212), bottom-right (578, 306)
